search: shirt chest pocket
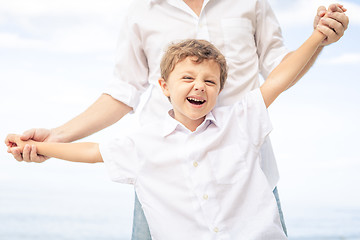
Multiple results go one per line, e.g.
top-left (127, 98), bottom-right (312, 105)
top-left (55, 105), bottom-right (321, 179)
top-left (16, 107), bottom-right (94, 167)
top-left (221, 18), bottom-right (256, 62)
top-left (208, 144), bottom-right (248, 184)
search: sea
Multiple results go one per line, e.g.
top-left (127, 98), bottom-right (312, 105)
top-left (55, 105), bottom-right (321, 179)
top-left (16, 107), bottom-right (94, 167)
top-left (1, 160), bottom-right (360, 240)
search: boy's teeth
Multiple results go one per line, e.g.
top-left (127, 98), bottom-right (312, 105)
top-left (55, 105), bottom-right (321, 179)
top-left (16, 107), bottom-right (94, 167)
top-left (188, 98), bottom-right (203, 102)
top-left (187, 97), bottom-right (205, 105)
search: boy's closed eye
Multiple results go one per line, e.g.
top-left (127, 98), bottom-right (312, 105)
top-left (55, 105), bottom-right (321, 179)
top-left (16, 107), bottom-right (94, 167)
top-left (182, 76), bottom-right (194, 81)
top-left (205, 80), bottom-right (216, 85)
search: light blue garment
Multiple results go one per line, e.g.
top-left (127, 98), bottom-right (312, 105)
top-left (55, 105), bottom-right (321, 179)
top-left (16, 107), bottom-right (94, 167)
top-left (273, 187), bottom-right (288, 236)
top-left (131, 193), bottom-right (151, 240)
top-left (131, 187), bottom-right (287, 239)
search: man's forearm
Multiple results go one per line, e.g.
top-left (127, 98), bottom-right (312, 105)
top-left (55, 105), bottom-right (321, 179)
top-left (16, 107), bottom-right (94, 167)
top-left (52, 93), bottom-right (132, 143)
top-left (283, 45), bottom-right (324, 89)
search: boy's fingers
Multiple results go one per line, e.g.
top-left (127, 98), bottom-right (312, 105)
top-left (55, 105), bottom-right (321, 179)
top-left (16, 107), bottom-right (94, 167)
top-left (5, 134), bottom-right (16, 146)
top-left (329, 3), bottom-right (345, 13)
top-left (4, 135), bottom-right (9, 145)
top-left (314, 6), bottom-right (327, 29)
top-left (317, 6), bottom-right (327, 17)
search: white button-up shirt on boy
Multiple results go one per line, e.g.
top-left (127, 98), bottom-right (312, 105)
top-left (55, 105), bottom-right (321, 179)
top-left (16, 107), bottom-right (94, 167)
top-left (100, 89), bottom-right (287, 240)
top-left (104, 0), bottom-right (288, 189)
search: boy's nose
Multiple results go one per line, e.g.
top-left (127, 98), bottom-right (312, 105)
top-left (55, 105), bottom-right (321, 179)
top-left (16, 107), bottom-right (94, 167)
top-left (194, 80), bottom-right (205, 92)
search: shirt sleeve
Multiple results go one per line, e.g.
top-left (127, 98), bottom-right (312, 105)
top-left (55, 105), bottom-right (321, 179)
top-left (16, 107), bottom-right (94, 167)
top-left (239, 88), bottom-right (273, 149)
top-left (103, 11), bottom-right (149, 112)
top-left (255, 0), bottom-right (289, 78)
top-left (99, 136), bottom-right (140, 185)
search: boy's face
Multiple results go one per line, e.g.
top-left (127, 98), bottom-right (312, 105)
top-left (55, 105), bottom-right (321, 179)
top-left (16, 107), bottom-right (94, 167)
top-left (159, 57), bottom-right (221, 130)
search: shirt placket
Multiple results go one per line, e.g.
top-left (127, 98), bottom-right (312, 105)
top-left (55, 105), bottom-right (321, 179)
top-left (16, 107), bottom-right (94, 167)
top-left (186, 133), bottom-right (229, 239)
top-left (195, 0), bottom-right (211, 41)
top-left (196, 16), bottom-right (210, 41)
top-left (166, 0), bottom-right (211, 41)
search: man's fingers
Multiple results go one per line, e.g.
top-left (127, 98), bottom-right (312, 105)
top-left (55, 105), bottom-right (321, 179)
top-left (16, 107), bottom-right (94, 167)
top-left (10, 148), bottom-right (24, 162)
top-left (321, 17), bottom-right (344, 36)
top-left (34, 155), bottom-right (47, 163)
top-left (317, 24), bottom-right (338, 44)
top-left (22, 144), bottom-right (31, 162)
top-left (316, 3), bottom-right (349, 45)
top-left (21, 128), bottom-right (51, 142)
top-left (8, 144), bottom-right (46, 163)
top-left (30, 145), bottom-right (38, 161)
top-left (327, 11), bottom-right (349, 30)
top-left (21, 129), bottom-right (36, 141)
top-left (30, 145), bottom-right (46, 163)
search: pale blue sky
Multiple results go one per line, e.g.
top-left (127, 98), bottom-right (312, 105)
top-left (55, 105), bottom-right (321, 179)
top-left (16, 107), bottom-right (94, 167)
top-left (0, 0), bottom-right (359, 238)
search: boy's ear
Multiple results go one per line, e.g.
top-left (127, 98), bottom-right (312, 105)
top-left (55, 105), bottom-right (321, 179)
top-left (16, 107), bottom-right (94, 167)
top-left (158, 78), bottom-right (170, 97)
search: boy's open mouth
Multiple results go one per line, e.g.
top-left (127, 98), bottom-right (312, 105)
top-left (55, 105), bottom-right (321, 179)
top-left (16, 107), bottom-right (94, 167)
top-left (187, 97), bottom-right (206, 105)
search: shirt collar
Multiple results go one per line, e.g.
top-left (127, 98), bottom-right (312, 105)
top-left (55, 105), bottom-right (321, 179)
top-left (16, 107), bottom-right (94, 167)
top-left (161, 110), bottom-right (218, 137)
top-left (147, 0), bottom-right (162, 5)
top-left (147, 0), bottom-right (212, 7)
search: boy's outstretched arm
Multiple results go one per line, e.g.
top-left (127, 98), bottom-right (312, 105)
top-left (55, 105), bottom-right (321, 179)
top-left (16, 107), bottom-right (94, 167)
top-left (6, 134), bottom-right (103, 163)
top-left (260, 30), bottom-right (325, 108)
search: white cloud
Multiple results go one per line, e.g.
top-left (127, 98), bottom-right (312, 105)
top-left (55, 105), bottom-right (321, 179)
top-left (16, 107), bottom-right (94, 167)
top-left (271, 0), bottom-right (360, 27)
top-left (0, 26), bottom-right (118, 53)
top-left (341, 1), bottom-right (360, 25)
top-left (0, 0), bottom-right (130, 18)
top-left (49, 24), bottom-right (117, 53)
top-left (0, 32), bottom-right (46, 48)
top-left (320, 52), bottom-right (360, 65)
top-left (0, 0), bottom-right (131, 53)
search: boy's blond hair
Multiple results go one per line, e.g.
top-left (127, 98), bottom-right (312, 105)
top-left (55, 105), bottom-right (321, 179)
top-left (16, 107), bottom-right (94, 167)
top-left (160, 39), bottom-right (228, 91)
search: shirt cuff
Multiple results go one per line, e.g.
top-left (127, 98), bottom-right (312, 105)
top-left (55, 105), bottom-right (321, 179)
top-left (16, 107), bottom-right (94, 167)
top-left (103, 80), bottom-right (143, 113)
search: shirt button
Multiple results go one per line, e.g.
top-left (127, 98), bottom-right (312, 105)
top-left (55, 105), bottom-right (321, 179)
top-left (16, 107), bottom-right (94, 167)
top-left (214, 227), bottom-right (219, 233)
top-left (193, 161), bottom-right (198, 167)
top-left (203, 194), bottom-right (208, 200)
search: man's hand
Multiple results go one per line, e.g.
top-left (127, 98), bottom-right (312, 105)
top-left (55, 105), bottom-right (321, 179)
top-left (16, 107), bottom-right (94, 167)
top-left (314, 3), bottom-right (349, 46)
top-left (5, 128), bottom-right (56, 163)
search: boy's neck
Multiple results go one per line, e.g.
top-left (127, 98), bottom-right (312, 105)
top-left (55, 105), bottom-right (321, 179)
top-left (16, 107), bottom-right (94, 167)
top-left (171, 111), bottom-right (206, 132)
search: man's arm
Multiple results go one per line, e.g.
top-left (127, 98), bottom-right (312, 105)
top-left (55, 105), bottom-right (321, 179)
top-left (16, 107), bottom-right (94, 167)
top-left (7, 94), bottom-right (132, 163)
top-left (52, 93), bottom-right (132, 143)
top-left (260, 30), bottom-right (325, 108)
top-left (7, 6), bottom-right (149, 163)
top-left (6, 134), bottom-right (103, 163)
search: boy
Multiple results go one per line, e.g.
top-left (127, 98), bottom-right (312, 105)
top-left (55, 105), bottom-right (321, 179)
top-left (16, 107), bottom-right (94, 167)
top-left (6, 29), bottom-right (327, 239)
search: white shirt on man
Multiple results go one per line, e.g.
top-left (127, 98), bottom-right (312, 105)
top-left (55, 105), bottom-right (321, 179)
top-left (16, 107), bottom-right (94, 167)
top-left (100, 89), bottom-right (288, 240)
top-left (104, 0), bottom-right (288, 189)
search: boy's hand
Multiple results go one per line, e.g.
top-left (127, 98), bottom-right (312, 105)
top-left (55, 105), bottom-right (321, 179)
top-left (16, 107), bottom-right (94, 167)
top-left (5, 128), bottom-right (54, 163)
top-left (5, 134), bottom-right (30, 161)
top-left (314, 3), bottom-right (349, 46)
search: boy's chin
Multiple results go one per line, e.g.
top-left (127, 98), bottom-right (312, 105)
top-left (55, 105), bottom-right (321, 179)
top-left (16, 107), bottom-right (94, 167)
top-left (188, 114), bottom-right (207, 122)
